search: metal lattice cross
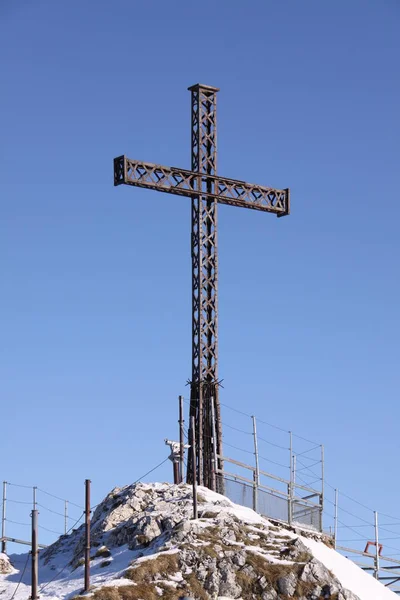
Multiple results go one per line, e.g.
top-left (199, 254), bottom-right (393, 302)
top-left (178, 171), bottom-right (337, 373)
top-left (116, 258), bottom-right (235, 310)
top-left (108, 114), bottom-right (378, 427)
top-left (114, 84), bottom-right (290, 491)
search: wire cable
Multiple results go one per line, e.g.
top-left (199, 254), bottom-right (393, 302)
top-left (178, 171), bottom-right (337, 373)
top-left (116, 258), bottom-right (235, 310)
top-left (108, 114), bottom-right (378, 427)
top-left (132, 457), bottom-right (170, 485)
top-left (39, 525), bottom-right (63, 535)
top-left (10, 553), bottom-right (30, 600)
top-left (38, 512), bottom-right (85, 593)
top-left (39, 456), bottom-right (170, 592)
top-left (295, 460), bottom-right (322, 473)
top-left (182, 396), bottom-right (400, 537)
top-left (37, 488), bottom-right (83, 510)
top-left (294, 444), bottom-right (322, 458)
top-left (222, 421), bottom-right (253, 436)
top-left (37, 503), bottom-right (81, 521)
top-left (223, 441), bottom-right (254, 456)
top-left (335, 489), bottom-right (374, 513)
top-left (292, 432), bottom-right (321, 445)
top-left (5, 518), bottom-right (30, 527)
top-left (258, 454), bottom-right (290, 470)
top-left (38, 557), bottom-right (71, 592)
top-left (8, 482), bottom-right (32, 490)
top-left (257, 434), bottom-right (289, 451)
top-left (335, 519), bottom-right (370, 541)
top-left (64, 512), bottom-right (85, 535)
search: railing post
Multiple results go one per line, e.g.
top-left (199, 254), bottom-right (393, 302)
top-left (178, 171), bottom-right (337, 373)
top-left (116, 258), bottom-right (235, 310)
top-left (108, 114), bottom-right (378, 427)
top-left (334, 489), bottom-right (338, 549)
top-left (292, 454), bottom-right (296, 486)
top-left (179, 396), bottom-right (184, 484)
top-left (1, 481), bottom-right (6, 554)
top-left (374, 511), bottom-right (380, 580)
top-left (31, 509), bottom-right (39, 600)
top-left (251, 416), bottom-right (260, 513)
top-left (288, 432), bottom-right (293, 525)
top-left (191, 416), bottom-right (198, 519)
top-left (84, 479), bottom-right (91, 593)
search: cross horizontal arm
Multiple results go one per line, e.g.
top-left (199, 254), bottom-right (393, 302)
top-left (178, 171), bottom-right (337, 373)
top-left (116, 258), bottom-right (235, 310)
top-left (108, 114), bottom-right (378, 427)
top-left (114, 156), bottom-right (289, 216)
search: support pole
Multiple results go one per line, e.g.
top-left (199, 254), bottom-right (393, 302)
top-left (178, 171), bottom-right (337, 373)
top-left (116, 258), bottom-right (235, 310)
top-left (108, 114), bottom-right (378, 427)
top-left (210, 397), bottom-right (218, 492)
top-left (84, 480), bottom-right (91, 593)
top-left (292, 454), bottom-right (296, 486)
top-left (288, 432), bottom-right (293, 525)
top-left (1, 481), bottom-right (6, 554)
top-left (374, 511), bottom-right (379, 580)
top-left (251, 416), bottom-right (260, 513)
top-left (191, 416), bottom-right (198, 520)
top-left (173, 461), bottom-right (180, 485)
top-left (334, 489), bottom-right (338, 549)
top-left (179, 396), bottom-right (184, 483)
top-left (64, 500), bottom-right (68, 535)
top-left (31, 509), bottom-right (38, 600)
top-left (33, 487), bottom-right (37, 511)
top-left (320, 444), bottom-right (325, 532)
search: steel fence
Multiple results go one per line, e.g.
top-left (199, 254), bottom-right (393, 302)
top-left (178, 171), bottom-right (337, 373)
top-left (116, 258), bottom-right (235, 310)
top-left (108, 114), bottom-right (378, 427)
top-left (218, 455), bottom-right (323, 532)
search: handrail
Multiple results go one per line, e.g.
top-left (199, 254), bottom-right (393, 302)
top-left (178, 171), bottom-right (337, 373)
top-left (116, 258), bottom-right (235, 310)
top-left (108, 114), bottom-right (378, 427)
top-left (217, 455), bottom-right (256, 472)
top-left (217, 454), bottom-right (321, 496)
top-left (336, 546), bottom-right (400, 566)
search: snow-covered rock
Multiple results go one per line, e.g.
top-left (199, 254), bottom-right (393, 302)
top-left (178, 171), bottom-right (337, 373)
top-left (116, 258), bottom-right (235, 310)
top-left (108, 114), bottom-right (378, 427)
top-left (0, 553), bottom-right (12, 574)
top-left (0, 482), bottom-right (397, 599)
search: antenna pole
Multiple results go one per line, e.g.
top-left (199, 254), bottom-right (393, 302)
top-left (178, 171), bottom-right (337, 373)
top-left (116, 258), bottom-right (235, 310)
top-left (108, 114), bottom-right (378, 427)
top-left (84, 480), bottom-right (91, 593)
top-left (191, 416), bottom-right (198, 519)
top-left (179, 396), bottom-right (184, 483)
top-left (31, 509), bottom-right (39, 600)
top-left (1, 482), bottom-right (6, 554)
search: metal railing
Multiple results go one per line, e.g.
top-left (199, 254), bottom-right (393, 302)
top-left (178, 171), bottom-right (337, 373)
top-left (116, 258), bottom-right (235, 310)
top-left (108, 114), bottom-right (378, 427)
top-left (217, 454), bottom-right (323, 532)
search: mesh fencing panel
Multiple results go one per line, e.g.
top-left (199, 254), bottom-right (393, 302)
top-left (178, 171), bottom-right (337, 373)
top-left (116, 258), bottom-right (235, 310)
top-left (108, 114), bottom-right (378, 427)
top-left (257, 487), bottom-right (289, 522)
top-left (222, 475), bottom-right (322, 531)
top-left (293, 502), bottom-right (322, 531)
top-left (223, 477), bottom-right (254, 510)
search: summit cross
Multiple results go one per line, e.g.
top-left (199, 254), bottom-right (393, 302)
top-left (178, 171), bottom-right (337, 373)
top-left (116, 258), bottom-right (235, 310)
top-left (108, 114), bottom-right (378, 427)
top-left (114, 83), bottom-right (290, 491)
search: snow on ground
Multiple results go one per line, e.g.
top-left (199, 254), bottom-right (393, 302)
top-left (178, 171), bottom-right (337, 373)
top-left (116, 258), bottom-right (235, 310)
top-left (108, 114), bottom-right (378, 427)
top-left (0, 481), bottom-right (397, 600)
top-left (1, 543), bottom-right (138, 600)
top-left (301, 535), bottom-right (397, 600)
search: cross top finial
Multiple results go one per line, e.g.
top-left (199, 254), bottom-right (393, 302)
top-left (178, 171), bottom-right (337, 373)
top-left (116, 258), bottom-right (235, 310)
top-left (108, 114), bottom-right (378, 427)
top-left (187, 83), bottom-right (220, 93)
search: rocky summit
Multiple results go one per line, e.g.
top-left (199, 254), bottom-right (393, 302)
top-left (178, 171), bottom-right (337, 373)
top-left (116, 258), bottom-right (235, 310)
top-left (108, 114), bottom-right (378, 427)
top-left (0, 483), bottom-right (397, 600)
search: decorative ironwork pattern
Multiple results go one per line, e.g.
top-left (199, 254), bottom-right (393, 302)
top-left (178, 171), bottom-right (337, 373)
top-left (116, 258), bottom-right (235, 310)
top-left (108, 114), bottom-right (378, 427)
top-left (189, 85), bottom-right (219, 489)
top-left (114, 158), bottom-right (289, 215)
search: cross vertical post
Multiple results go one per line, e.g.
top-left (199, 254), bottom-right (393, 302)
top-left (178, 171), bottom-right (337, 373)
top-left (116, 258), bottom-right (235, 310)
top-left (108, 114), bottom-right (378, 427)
top-left (188, 84), bottom-right (222, 489)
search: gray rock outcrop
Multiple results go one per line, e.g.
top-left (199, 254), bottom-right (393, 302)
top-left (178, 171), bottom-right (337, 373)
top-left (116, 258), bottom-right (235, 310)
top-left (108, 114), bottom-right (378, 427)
top-left (39, 482), bottom-right (365, 599)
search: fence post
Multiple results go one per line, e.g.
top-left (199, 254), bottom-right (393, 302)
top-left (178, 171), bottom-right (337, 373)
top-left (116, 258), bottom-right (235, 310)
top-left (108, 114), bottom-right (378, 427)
top-left (374, 511), bottom-right (380, 580)
top-left (334, 489), bottom-right (338, 549)
top-left (31, 509), bottom-right (39, 600)
top-left (84, 480), bottom-right (91, 593)
top-left (320, 444), bottom-right (324, 532)
top-left (191, 416), bottom-right (198, 519)
top-left (210, 397), bottom-right (218, 492)
top-left (288, 432), bottom-right (293, 525)
top-left (179, 396), bottom-right (184, 484)
top-left (251, 416), bottom-right (260, 513)
top-left (292, 454), bottom-right (296, 486)
top-left (1, 481), bottom-right (6, 554)
top-left (64, 500), bottom-right (68, 535)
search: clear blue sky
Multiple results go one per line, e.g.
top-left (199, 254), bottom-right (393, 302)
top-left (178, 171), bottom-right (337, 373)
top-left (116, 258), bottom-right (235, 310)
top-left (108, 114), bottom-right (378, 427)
top-left (1, 0), bottom-right (399, 550)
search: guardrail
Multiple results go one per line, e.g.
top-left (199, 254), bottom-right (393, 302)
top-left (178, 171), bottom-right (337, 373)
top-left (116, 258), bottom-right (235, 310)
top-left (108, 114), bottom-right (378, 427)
top-left (217, 454), bottom-right (323, 532)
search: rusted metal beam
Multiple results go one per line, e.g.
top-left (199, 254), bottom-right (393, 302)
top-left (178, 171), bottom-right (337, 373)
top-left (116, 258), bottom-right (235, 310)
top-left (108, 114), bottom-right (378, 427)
top-left (114, 158), bottom-right (289, 216)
